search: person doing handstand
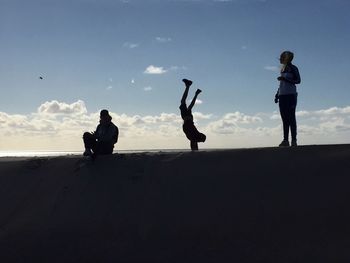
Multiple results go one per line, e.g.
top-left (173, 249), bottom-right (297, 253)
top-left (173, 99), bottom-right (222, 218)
top-left (179, 79), bottom-right (206, 151)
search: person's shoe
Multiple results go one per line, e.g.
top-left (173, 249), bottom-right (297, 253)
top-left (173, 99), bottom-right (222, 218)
top-left (182, 79), bottom-right (193, 87)
top-left (195, 89), bottom-right (202, 95)
top-left (291, 140), bottom-right (298, 147)
top-left (83, 149), bottom-right (92, 157)
top-left (279, 140), bottom-right (290, 147)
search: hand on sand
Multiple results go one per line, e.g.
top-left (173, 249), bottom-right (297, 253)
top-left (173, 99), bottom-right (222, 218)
top-left (195, 89), bottom-right (202, 95)
top-left (182, 79), bottom-right (193, 87)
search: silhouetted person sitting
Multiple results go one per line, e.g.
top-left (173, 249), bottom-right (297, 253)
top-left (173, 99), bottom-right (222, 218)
top-left (274, 51), bottom-right (301, 147)
top-left (83, 109), bottom-right (119, 157)
top-left (180, 79), bottom-right (206, 151)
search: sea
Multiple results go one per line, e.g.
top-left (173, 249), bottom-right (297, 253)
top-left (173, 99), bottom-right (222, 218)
top-left (0, 149), bottom-right (191, 158)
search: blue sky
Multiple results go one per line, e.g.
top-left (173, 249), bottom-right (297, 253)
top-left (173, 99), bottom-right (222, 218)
top-left (1, 0), bottom-right (350, 150)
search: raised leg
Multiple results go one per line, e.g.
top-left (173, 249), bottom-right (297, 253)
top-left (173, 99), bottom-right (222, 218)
top-left (181, 79), bottom-right (193, 104)
top-left (188, 89), bottom-right (202, 111)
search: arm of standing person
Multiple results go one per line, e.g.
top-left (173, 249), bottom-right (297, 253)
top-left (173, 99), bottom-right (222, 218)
top-left (278, 65), bottom-right (301, 84)
top-left (274, 89), bottom-right (279, 103)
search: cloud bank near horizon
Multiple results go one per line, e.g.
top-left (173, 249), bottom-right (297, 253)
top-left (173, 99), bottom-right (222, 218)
top-left (1, 100), bottom-right (350, 151)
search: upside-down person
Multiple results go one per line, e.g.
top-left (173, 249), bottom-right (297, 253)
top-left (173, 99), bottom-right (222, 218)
top-left (179, 79), bottom-right (206, 151)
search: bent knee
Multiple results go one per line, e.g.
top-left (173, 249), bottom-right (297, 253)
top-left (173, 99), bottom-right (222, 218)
top-left (83, 132), bottom-right (92, 139)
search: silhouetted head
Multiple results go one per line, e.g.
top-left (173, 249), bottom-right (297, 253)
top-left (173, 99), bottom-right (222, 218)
top-left (280, 51), bottom-right (294, 65)
top-left (100, 109), bottom-right (112, 124)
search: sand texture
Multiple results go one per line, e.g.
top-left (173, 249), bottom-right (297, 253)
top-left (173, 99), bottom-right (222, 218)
top-left (1, 145), bottom-right (350, 262)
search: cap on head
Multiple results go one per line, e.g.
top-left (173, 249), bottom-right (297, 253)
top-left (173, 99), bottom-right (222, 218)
top-left (100, 109), bottom-right (110, 117)
top-left (280, 51), bottom-right (294, 63)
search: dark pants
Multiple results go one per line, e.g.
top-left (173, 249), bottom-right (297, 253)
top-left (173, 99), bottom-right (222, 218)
top-left (279, 94), bottom-right (297, 141)
top-left (83, 132), bottom-right (114, 155)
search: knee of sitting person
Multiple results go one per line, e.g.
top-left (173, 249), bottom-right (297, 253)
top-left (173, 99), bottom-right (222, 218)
top-left (83, 132), bottom-right (91, 139)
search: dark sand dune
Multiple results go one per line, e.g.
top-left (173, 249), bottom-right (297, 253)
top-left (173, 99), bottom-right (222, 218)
top-left (1, 145), bottom-right (350, 262)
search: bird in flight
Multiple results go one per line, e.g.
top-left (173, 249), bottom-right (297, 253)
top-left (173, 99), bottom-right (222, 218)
top-left (39, 76), bottom-right (43, 80)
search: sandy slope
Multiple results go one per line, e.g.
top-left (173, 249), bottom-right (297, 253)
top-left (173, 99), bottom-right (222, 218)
top-left (0, 145), bottom-right (350, 262)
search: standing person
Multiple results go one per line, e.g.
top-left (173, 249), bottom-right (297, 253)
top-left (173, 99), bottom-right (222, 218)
top-left (83, 109), bottom-right (119, 157)
top-left (275, 51), bottom-right (301, 147)
top-left (179, 79), bottom-right (206, 151)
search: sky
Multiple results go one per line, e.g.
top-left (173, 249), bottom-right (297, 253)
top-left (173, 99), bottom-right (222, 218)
top-left (1, 0), bottom-right (350, 151)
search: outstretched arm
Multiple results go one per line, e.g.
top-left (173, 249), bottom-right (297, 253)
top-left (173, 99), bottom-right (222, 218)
top-left (274, 89), bottom-right (279, 103)
top-left (278, 65), bottom-right (301, 84)
top-left (188, 89), bottom-right (202, 111)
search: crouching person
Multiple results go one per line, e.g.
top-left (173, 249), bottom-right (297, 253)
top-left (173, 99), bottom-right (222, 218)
top-left (83, 109), bottom-right (119, 157)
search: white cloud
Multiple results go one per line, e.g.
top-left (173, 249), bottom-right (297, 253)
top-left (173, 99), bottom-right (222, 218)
top-left (123, 42), bottom-right (139, 49)
top-left (106, 86), bottom-right (113, 91)
top-left (143, 86), bottom-right (153, 91)
top-left (208, 112), bottom-right (263, 134)
top-left (195, 99), bottom-right (203, 105)
top-left (155, 37), bottom-right (172, 43)
top-left (296, 110), bottom-right (310, 117)
top-left (264, 65), bottom-right (280, 72)
top-left (143, 65), bottom-right (186, 75)
top-left (1, 101), bottom-right (350, 151)
top-left (131, 79), bottom-right (135, 84)
top-left (193, 112), bottom-right (212, 120)
top-left (37, 100), bottom-right (87, 115)
top-left (142, 113), bottom-right (182, 124)
top-left (315, 106), bottom-right (350, 115)
top-left (222, 112), bottom-right (263, 124)
top-left (273, 106), bottom-right (350, 119)
top-left (144, 65), bottom-right (167, 74)
top-left (270, 112), bottom-right (280, 120)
